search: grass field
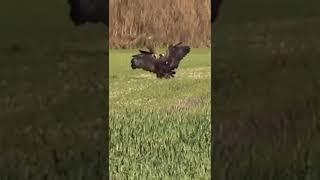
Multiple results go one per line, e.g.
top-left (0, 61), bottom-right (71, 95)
top-left (109, 48), bottom-right (211, 178)
top-left (2, 0), bottom-right (320, 178)
top-left (0, 1), bottom-right (107, 178)
top-left (214, 2), bottom-right (320, 178)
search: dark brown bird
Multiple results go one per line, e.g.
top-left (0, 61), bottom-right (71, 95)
top-left (131, 42), bottom-right (191, 79)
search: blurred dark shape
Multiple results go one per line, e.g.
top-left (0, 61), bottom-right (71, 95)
top-left (213, 0), bottom-right (223, 23)
top-left (68, 0), bottom-right (108, 26)
top-left (10, 43), bottom-right (23, 53)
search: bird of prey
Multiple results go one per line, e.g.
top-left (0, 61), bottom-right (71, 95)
top-left (68, 0), bottom-right (108, 26)
top-left (131, 42), bottom-right (191, 79)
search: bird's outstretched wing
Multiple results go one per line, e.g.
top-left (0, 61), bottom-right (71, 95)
top-left (131, 43), bottom-right (190, 79)
top-left (131, 51), bottom-right (157, 73)
top-left (165, 42), bottom-right (191, 70)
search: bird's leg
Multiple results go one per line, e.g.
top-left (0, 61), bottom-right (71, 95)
top-left (161, 71), bottom-right (175, 79)
top-left (164, 74), bottom-right (172, 79)
top-left (168, 70), bottom-right (176, 77)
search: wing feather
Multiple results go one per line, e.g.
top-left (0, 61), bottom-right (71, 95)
top-left (131, 45), bottom-right (188, 79)
top-left (165, 42), bottom-right (191, 70)
top-left (131, 52), bottom-right (157, 73)
top-left (139, 49), bottom-right (153, 54)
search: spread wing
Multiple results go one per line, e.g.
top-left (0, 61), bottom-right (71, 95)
top-left (131, 44), bottom-right (190, 79)
top-left (165, 42), bottom-right (191, 70)
top-left (131, 50), bottom-right (157, 73)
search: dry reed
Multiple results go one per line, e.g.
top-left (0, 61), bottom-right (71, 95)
top-left (109, 0), bottom-right (211, 48)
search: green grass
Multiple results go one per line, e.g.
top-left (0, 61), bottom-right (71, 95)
top-left (0, 1), bottom-right (107, 179)
top-left (109, 48), bottom-right (211, 178)
top-left (214, 3), bottom-right (320, 179)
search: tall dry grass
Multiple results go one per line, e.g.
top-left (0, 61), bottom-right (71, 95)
top-left (109, 0), bottom-right (211, 48)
